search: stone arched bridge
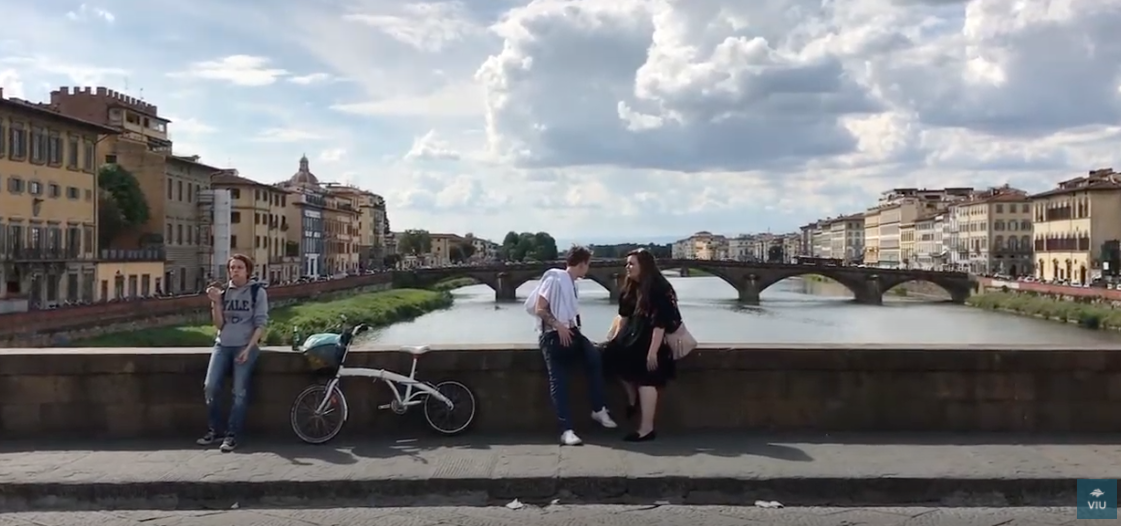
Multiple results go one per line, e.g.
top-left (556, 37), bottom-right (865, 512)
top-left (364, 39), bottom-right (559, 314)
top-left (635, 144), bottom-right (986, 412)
top-left (395, 260), bottom-right (974, 305)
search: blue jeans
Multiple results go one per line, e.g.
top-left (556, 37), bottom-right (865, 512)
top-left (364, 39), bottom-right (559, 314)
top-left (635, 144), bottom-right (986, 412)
top-left (539, 329), bottom-right (608, 432)
top-left (203, 344), bottom-right (260, 438)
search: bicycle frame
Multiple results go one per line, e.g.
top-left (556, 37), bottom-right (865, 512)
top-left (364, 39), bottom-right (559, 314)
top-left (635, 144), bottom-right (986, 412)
top-left (313, 359), bottom-right (454, 415)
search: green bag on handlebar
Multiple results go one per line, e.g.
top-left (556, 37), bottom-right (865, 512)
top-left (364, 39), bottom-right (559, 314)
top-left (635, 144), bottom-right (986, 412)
top-left (300, 333), bottom-right (344, 372)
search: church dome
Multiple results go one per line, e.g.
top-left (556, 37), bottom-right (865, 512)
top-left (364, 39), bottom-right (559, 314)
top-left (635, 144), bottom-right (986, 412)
top-left (288, 154), bottom-right (320, 186)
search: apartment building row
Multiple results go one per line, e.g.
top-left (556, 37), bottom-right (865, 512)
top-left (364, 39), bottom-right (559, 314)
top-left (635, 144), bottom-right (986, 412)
top-left (671, 231), bottom-right (802, 263)
top-left (799, 168), bottom-right (1121, 284)
top-left (0, 86), bottom-right (390, 311)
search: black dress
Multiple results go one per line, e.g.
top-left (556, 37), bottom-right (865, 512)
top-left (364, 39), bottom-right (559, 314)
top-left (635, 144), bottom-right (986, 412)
top-left (602, 282), bottom-right (681, 387)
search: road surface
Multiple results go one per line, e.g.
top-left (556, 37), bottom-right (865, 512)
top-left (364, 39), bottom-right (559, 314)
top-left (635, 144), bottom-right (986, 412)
top-left (0, 505), bottom-right (1083, 526)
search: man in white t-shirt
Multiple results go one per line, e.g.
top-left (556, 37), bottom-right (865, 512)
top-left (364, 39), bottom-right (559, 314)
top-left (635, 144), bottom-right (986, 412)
top-left (527, 246), bottom-right (617, 445)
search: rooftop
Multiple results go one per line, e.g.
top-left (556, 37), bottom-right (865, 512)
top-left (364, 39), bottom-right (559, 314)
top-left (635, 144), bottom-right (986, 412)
top-left (0, 88), bottom-right (120, 134)
top-left (1031, 168), bottom-right (1121, 199)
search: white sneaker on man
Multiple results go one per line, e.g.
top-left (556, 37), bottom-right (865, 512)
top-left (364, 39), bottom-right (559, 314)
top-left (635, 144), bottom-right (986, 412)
top-left (591, 409), bottom-right (618, 429)
top-left (560, 430), bottom-right (583, 446)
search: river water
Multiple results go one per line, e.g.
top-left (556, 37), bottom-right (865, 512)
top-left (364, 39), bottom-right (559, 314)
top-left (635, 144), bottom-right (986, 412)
top-left (364, 276), bottom-right (1121, 345)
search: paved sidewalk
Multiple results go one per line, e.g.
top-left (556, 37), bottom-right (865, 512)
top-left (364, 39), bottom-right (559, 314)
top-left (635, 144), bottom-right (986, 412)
top-left (0, 506), bottom-right (1084, 526)
top-left (1, 432), bottom-right (1116, 510)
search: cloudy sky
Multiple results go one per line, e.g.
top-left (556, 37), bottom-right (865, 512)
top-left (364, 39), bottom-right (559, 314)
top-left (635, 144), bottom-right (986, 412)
top-left (3, 0), bottom-right (1119, 244)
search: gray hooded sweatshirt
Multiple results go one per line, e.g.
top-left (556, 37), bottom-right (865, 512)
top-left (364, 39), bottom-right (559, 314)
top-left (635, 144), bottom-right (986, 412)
top-left (216, 280), bottom-right (269, 348)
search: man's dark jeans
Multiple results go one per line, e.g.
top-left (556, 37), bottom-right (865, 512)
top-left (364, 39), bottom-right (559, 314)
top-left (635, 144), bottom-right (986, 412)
top-left (539, 329), bottom-right (608, 431)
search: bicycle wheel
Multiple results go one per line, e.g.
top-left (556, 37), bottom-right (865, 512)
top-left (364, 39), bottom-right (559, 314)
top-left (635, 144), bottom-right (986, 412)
top-left (290, 384), bottom-right (348, 444)
top-left (423, 380), bottom-right (476, 435)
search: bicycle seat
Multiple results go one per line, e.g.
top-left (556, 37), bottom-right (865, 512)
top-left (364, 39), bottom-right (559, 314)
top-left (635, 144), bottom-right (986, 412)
top-left (400, 345), bottom-right (431, 355)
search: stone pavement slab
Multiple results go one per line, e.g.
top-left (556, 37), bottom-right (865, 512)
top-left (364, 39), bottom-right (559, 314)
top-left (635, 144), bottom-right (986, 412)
top-left (0, 432), bottom-right (1117, 511)
top-left (0, 506), bottom-right (1085, 526)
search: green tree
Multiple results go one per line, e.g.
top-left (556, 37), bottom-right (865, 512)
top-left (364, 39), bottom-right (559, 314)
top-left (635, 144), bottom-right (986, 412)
top-left (533, 232), bottom-right (558, 260)
top-left (397, 229), bottom-right (432, 256)
top-left (97, 190), bottom-right (126, 250)
top-left (97, 164), bottom-right (150, 247)
top-left (499, 231), bottom-right (558, 261)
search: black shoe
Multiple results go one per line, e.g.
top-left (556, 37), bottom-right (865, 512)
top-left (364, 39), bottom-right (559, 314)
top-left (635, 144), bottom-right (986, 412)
top-left (219, 436), bottom-right (238, 452)
top-left (196, 430), bottom-right (220, 446)
top-left (623, 430), bottom-right (657, 442)
top-left (625, 403), bottom-right (638, 419)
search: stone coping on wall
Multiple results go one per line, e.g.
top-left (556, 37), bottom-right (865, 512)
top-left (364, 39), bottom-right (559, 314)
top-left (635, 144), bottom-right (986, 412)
top-left (4, 343), bottom-right (1121, 376)
top-left (6, 344), bottom-right (1121, 435)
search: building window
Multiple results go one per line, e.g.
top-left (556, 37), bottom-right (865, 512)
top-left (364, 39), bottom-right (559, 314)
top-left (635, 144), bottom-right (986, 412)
top-left (28, 181), bottom-right (42, 195)
top-left (30, 127), bottom-right (44, 162)
top-left (7, 177), bottom-right (24, 193)
top-left (231, 235), bottom-right (238, 248)
top-left (83, 140), bottom-right (94, 170)
top-left (48, 132), bottom-right (62, 164)
top-left (187, 183), bottom-right (193, 203)
top-left (0, 122), bottom-right (6, 157)
top-left (141, 274), bottom-right (151, 296)
top-left (166, 223), bottom-right (172, 243)
top-left (10, 123), bottom-right (26, 158)
top-left (167, 180), bottom-right (173, 200)
top-left (68, 136), bottom-right (79, 168)
top-left (231, 211), bottom-right (241, 223)
top-left (176, 224), bottom-right (183, 245)
top-left (230, 188), bottom-right (240, 199)
top-left (66, 186), bottom-right (79, 200)
top-left (48, 183), bottom-right (60, 198)
top-left (177, 180), bottom-right (183, 201)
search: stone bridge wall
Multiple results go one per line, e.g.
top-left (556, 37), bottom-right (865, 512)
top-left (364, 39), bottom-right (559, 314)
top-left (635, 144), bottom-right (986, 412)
top-left (0, 274), bottom-right (395, 347)
top-left (1, 344), bottom-right (1117, 438)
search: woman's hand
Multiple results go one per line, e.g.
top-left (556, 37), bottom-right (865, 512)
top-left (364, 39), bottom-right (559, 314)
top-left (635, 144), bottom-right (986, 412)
top-left (236, 347), bottom-right (251, 364)
top-left (206, 286), bottom-right (223, 303)
top-left (646, 349), bottom-right (659, 371)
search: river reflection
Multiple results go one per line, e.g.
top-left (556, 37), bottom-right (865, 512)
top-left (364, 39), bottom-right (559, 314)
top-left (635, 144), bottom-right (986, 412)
top-left (363, 276), bottom-right (1121, 345)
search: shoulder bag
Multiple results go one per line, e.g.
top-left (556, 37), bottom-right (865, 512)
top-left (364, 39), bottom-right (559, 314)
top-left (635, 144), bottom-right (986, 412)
top-left (662, 292), bottom-right (696, 359)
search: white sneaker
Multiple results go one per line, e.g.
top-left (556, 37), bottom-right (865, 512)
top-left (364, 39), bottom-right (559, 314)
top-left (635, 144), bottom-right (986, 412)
top-left (560, 430), bottom-right (583, 446)
top-left (591, 408), bottom-right (618, 429)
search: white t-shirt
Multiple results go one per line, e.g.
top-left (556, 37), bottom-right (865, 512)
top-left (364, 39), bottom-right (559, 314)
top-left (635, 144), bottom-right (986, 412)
top-left (524, 268), bottom-right (579, 331)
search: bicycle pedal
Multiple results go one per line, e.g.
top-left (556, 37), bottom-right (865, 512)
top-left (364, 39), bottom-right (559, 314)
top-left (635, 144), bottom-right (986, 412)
top-left (377, 403), bottom-right (393, 410)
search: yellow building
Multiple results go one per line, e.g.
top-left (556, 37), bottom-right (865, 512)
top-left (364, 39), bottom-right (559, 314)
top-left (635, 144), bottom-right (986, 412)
top-left (323, 184), bottom-right (361, 275)
top-left (899, 220), bottom-right (916, 268)
top-left (49, 87), bottom-right (173, 252)
top-left (1031, 169), bottom-right (1121, 284)
top-left (94, 259), bottom-right (166, 300)
top-left (211, 171), bottom-right (298, 284)
top-left (948, 186), bottom-right (1033, 276)
top-left (429, 233), bottom-right (467, 266)
top-left (862, 210), bottom-right (880, 265)
top-left (0, 91), bottom-right (117, 309)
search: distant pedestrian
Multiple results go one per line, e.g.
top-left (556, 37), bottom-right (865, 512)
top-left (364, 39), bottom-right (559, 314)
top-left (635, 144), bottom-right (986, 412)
top-left (525, 245), bottom-right (617, 446)
top-left (601, 248), bottom-right (682, 442)
top-left (197, 254), bottom-right (269, 452)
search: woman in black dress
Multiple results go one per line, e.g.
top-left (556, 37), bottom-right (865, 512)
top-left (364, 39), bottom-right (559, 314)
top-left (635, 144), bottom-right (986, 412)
top-left (602, 249), bottom-right (681, 442)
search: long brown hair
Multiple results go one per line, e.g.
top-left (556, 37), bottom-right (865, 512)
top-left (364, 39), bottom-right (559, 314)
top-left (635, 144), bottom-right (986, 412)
top-left (620, 248), bottom-right (674, 315)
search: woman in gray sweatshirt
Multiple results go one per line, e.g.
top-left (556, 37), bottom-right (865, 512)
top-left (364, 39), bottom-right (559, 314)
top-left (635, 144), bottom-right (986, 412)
top-left (196, 254), bottom-right (269, 452)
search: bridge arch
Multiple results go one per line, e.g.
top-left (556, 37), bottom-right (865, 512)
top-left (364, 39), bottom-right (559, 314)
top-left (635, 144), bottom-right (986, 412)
top-left (412, 270), bottom-right (502, 293)
top-left (662, 264), bottom-right (745, 297)
top-left (877, 275), bottom-right (971, 303)
top-left (752, 270), bottom-right (866, 299)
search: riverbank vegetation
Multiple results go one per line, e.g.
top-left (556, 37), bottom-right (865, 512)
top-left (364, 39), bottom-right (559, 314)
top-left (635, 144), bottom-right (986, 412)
top-left (967, 291), bottom-right (1120, 330)
top-left (71, 289), bottom-right (454, 347)
top-left (431, 277), bottom-right (479, 291)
